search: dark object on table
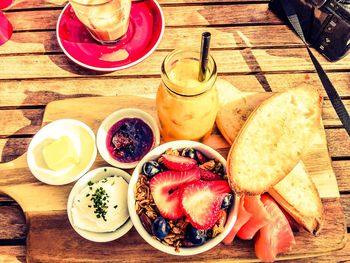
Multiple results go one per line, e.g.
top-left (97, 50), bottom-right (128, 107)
top-left (269, 0), bottom-right (350, 61)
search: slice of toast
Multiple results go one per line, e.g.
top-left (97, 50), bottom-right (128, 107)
top-left (216, 91), bottom-right (273, 145)
top-left (227, 87), bottom-right (322, 195)
top-left (269, 162), bottom-right (323, 235)
top-left (215, 83), bottom-right (323, 234)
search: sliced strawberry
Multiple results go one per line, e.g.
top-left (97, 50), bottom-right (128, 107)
top-left (181, 180), bottom-right (231, 230)
top-left (150, 168), bottom-right (200, 220)
top-left (162, 154), bottom-right (197, 171)
top-left (199, 168), bottom-right (221, 181)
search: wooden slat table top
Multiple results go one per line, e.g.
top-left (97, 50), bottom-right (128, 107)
top-left (0, 0), bottom-right (349, 262)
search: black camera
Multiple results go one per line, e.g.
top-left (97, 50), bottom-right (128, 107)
top-left (269, 0), bottom-right (350, 61)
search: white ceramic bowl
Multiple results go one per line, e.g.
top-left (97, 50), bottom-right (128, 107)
top-left (97, 108), bottom-right (160, 169)
top-left (128, 140), bottom-right (239, 256)
top-left (27, 119), bottom-right (97, 185)
top-left (67, 166), bottom-right (133, 242)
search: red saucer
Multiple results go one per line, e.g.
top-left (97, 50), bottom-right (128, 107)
top-left (0, 0), bottom-right (13, 9)
top-left (0, 12), bottom-right (12, 46)
top-left (57, 0), bottom-right (164, 71)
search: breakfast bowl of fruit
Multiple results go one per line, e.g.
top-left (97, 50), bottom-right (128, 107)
top-left (128, 140), bottom-right (239, 255)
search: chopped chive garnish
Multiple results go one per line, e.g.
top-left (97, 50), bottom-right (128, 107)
top-left (90, 186), bottom-right (109, 221)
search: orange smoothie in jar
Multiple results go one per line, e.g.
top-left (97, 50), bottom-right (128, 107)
top-left (156, 50), bottom-right (218, 142)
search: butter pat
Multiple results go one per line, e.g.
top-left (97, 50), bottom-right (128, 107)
top-left (43, 136), bottom-right (79, 171)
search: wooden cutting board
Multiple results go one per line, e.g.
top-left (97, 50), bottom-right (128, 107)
top-left (0, 95), bottom-right (346, 262)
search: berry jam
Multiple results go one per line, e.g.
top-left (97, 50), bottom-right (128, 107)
top-left (106, 118), bottom-right (154, 163)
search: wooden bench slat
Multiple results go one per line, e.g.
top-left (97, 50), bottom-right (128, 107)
top-left (0, 49), bottom-right (349, 80)
top-left (326, 129), bottom-right (350, 158)
top-left (0, 159), bottom-right (347, 194)
top-left (0, 73), bottom-right (349, 107)
top-left (0, 109), bottom-right (44, 137)
top-left (5, 5), bottom-right (281, 32)
top-left (1, 238), bottom-right (350, 263)
top-left (322, 100), bottom-right (350, 127)
top-left (341, 195), bottom-right (350, 228)
top-left (6, 0), bottom-right (269, 10)
top-left (0, 206), bottom-right (26, 239)
top-left (333, 161), bottom-right (350, 193)
top-left (0, 138), bottom-right (31, 163)
top-left (0, 100), bottom-right (348, 137)
top-left (286, 231), bottom-right (350, 262)
top-left (1, 128), bottom-right (350, 163)
top-left (0, 246), bottom-right (26, 263)
top-left (0, 25), bottom-right (303, 55)
top-left (0, 196), bottom-right (348, 248)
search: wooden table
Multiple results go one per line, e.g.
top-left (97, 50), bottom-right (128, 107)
top-left (0, 0), bottom-right (349, 262)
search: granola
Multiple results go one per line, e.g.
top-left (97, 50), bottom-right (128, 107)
top-left (135, 148), bottom-right (233, 252)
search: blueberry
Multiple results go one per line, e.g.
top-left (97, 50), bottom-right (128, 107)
top-left (142, 161), bottom-right (161, 178)
top-left (181, 148), bottom-right (196, 159)
top-left (185, 225), bottom-right (206, 245)
top-left (221, 194), bottom-right (233, 209)
top-left (152, 216), bottom-right (170, 239)
top-left (206, 229), bottom-right (213, 239)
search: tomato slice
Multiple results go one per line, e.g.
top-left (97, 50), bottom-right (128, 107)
top-left (237, 195), bottom-right (271, 240)
top-left (254, 194), bottom-right (296, 262)
top-left (222, 195), bottom-right (252, 245)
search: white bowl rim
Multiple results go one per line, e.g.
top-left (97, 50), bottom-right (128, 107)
top-left (67, 166), bottom-right (133, 242)
top-left (97, 108), bottom-right (160, 169)
top-left (128, 140), bottom-right (239, 256)
top-left (27, 118), bottom-right (97, 185)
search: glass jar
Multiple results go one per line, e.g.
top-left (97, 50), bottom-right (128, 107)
top-left (156, 50), bottom-right (218, 142)
top-left (69, 0), bottom-right (131, 44)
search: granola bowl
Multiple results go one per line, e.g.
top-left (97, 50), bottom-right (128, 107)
top-left (128, 140), bottom-right (239, 256)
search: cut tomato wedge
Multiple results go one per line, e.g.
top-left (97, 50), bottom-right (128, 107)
top-left (222, 195), bottom-right (252, 245)
top-left (237, 195), bottom-right (271, 240)
top-left (254, 194), bottom-right (296, 262)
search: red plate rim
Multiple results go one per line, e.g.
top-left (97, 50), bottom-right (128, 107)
top-left (56, 0), bottom-right (165, 72)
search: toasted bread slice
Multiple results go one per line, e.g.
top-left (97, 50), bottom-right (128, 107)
top-left (227, 87), bottom-right (322, 195)
top-left (215, 78), bottom-right (273, 144)
top-left (215, 84), bottom-right (323, 234)
top-left (216, 92), bottom-right (273, 144)
top-left (269, 162), bottom-right (324, 235)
